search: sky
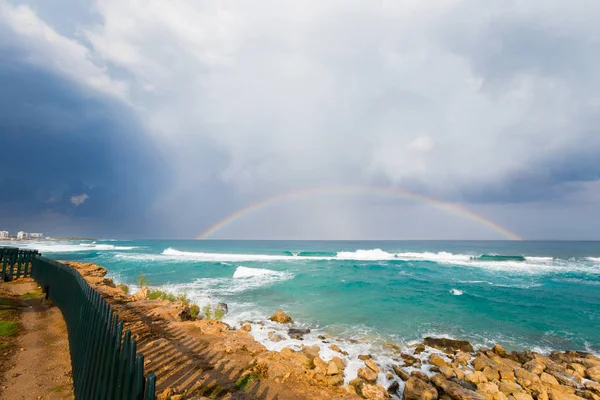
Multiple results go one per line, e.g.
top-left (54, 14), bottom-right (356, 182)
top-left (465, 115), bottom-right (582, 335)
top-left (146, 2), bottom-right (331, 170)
top-left (1, 0), bottom-right (599, 240)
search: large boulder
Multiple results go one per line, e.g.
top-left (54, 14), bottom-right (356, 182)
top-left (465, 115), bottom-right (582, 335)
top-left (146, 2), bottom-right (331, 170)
top-left (587, 367), bottom-right (600, 382)
top-left (430, 354), bottom-right (450, 367)
top-left (358, 367), bottom-right (379, 382)
top-left (404, 377), bottom-right (438, 400)
top-left (392, 365), bottom-right (410, 381)
top-left (269, 309), bottom-right (293, 324)
top-left (431, 374), bottom-right (485, 400)
top-left (424, 337), bottom-right (474, 353)
top-left (361, 383), bottom-right (390, 400)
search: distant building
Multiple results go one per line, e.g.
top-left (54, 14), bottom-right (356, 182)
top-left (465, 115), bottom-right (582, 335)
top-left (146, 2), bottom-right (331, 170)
top-left (0, 231), bottom-right (9, 240)
top-left (17, 231), bottom-right (27, 240)
top-left (29, 233), bottom-right (43, 239)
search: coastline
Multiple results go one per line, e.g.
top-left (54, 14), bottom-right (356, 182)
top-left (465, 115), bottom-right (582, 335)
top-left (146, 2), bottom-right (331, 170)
top-left (64, 260), bottom-right (600, 400)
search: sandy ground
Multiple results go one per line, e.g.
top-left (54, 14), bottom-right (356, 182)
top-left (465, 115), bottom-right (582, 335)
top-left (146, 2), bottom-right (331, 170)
top-left (0, 280), bottom-right (74, 400)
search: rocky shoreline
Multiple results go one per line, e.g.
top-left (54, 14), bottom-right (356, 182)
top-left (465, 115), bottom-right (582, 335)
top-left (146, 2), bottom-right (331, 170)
top-left (64, 261), bottom-right (600, 400)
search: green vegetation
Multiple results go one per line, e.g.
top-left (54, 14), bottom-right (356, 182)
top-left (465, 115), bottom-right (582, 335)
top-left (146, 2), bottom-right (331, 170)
top-left (190, 304), bottom-right (200, 319)
top-left (202, 304), bottom-right (224, 321)
top-left (202, 305), bottom-right (212, 320)
top-left (50, 385), bottom-right (65, 393)
top-left (21, 292), bottom-right (41, 299)
top-left (0, 343), bottom-right (8, 350)
top-left (235, 373), bottom-right (259, 390)
top-left (0, 299), bottom-right (16, 306)
top-left (0, 321), bottom-right (18, 337)
top-left (147, 289), bottom-right (180, 302)
top-left (118, 284), bottom-right (129, 295)
top-left (137, 273), bottom-right (150, 288)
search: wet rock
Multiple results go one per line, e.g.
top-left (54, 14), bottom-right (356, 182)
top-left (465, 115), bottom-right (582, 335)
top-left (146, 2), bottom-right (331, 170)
top-left (327, 360), bottom-right (340, 375)
top-left (404, 377), bottom-right (439, 400)
top-left (439, 365), bottom-right (456, 379)
top-left (359, 367), bottom-right (379, 382)
top-left (465, 371), bottom-right (488, 385)
top-left (327, 374), bottom-right (344, 386)
top-left (587, 367), bottom-right (600, 382)
top-left (365, 359), bottom-right (380, 373)
top-left (424, 337), bottom-right (474, 353)
top-left (431, 374), bottom-right (485, 400)
top-left (392, 365), bottom-right (410, 381)
top-left (411, 370), bottom-right (431, 383)
top-left (313, 356), bottom-right (328, 374)
top-left (388, 381), bottom-right (400, 394)
top-left (330, 344), bottom-right (342, 353)
top-left (318, 335), bottom-right (326, 340)
top-left (241, 324), bottom-right (251, 332)
top-left (456, 352), bottom-right (472, 366)
top-left (455, 368), bottom-right (466, 381)
top-left (431, 354), bottom-right (450, 368)
top-left (359, 354), bottom-right (373, 361)
top-left (288, 328), bottom-right (310, 340)
top-left (493, 344), bottom-right (507, 357)
top-left (269, 309), bottom-right (293, 324)
top-left (413, 343), bottom-right (427, 354)
top-left (402, 353), bottom-right (419, 366)
top-left (384, 343), bottom-right (401, 352)
top-left (301, 344), bottom-right (320, 359)
top-left (268, 331), bottom-right (285, 342)
top-left (362, 383), bottom-right (390, 400)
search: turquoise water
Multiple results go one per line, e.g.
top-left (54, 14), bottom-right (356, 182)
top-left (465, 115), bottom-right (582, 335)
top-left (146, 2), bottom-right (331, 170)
top-left (13, 240), bottom-right (600, 353)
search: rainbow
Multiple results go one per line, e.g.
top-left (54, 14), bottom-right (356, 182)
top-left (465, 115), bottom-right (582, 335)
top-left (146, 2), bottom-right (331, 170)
top-left (196, 185), bottom-right (523, 240)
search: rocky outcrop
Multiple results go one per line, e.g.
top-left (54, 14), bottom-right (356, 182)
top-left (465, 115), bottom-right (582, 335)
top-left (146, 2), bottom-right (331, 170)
top-left (404, 377), bottom-right (438, 400)
top-left (269, 309), bottom-right (293, 324)
top-left (288, 327), bottom-right (310, 340)
top-left (431, 374), bottom-right (485, 400)
top-left (424, 337), bottom-right (474, 353)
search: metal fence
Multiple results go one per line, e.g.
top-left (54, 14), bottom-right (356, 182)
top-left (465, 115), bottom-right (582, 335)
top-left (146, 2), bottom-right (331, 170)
top-left (0, 247), bottom-right (157, 399)
top-left (0, 247), bottom-right (39, 281)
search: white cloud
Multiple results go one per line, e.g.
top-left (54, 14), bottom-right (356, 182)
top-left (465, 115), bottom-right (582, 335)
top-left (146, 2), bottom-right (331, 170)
top-left (70, 193), bottom-right (89, 206)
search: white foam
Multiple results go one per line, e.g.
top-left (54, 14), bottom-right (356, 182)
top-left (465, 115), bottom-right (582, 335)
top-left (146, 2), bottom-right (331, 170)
top-left (450, 289), bottom-right (464, 296)
top-left (14, 242), bottom-right (136, 253)
top-left (588, 257), bottom-right (600, 262)
top-left (233, 266), bottom-right (281, 278)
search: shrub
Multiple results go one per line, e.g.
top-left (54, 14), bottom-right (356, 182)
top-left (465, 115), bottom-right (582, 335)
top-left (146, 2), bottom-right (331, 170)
top-left (118, 284), bottom-right (129, 295)
top-left (190, 304), bottom-right (200, 319)
top-left (202, 305), bottom-right (212, 320)
top-left (0, 321), bottom-right (18, 337)
top-left (137, 274), bottom-right (150, 288)
top-left (213, 307), bottom-right (225, 322)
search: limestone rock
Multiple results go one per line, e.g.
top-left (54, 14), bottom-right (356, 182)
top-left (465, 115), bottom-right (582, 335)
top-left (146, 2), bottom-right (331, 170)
top-left (404, 377), bottom-right (439, 400)
top-left (466, 371), bottom-right (488, 385)
top-left (440, 365), bottom-right (456, 379)
top-left (483, 366), bottom-right (500, 382)
top-left (431, 354), bottom-right (450, 368)
top-left (473, 355), bottom-right (493, 372)
top-left (493, 344), bottom-right (507, 357)
top-left (456, 352), bottom-right (472, 366)
top-left (269, 309), bottom-right (293, 324)
top-left (524, 360), bottom-right (546, 375)
top-left (477, 382), bottom-right (507, 400)
top-left (241, 324), bottom-right (251, 332)
top-left (587, 367), bottom-right (600, 382)
top-left (327, 360), bottom-right (339, 375)
top-left (178, 305), bottom-right (193, 321)
top-left (313, 356), bottom-right (328, 374)
top-left (288, 328), bottom-right (310, 340)
top-left (388, 380), bottom-right (400, 394)
top-left (401, 353), bottom-right (419, 366)
top-left (302, 344), bottom-right (321, 359)
top-left (362, 383), bottom-right (390, 400)
top-left (499, 366), bottom-right (515, 381)
top-left (568, 364), bottom-right (586, 378)
top-left (365, 359), bottom-right (380, 373)
top-left (330, 344), bottom-right (342, 353)
top-left (498, 381), bottom-right (522, 396)
top-left (455, 368), bottom-right (466, 381)
top-left (411, 370), bottom-right (431, 383)
top-left (546, 388), bottom-right (585, 400)
top-left (541, 373), bottom-right (560, 386)
top-left (268, 331), bottom-right (285, 342)
top-left (511, 394), bottom-right (534, 400)
top-left (327, 374), bottom-right (344, 386)
top-left (359, 354), bottom-right (373, 361)
top-left (133, 287), bottom-right (148, 301)
top-left (424, 337), bottom-right (474, 353)
top-left (359, 367), bottom-right (379, 382)
top-left (392, 365), bottom-right (410, 381)
top-left (431, 374), bottom-right (485, 400)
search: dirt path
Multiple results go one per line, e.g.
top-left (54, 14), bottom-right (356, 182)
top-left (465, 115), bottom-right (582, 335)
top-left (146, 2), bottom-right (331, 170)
top-left (0, 281), bottom-right (74, 400)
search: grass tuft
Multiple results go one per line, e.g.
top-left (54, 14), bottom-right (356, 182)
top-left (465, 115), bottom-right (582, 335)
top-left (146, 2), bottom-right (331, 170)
top-left (235, 373), bottom-right (259, 390)
top-left (0, 321), bottom-right (18, 337)
top-left (21, 292), bottom-right (41, 299)
top-left (118, 284), bottom-right (129, 295)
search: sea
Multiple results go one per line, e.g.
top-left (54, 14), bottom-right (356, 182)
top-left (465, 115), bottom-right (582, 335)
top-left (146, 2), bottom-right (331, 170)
top-left (6, 240), bottom-right (600, 383)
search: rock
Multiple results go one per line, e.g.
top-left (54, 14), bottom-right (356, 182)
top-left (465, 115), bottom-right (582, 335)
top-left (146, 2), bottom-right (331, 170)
top-left (332, 356), bottom-right (346, 371)
top-left (587, 367), bottom-right (600, 382)
top-left (498, 381), bottom-right (522, 396)
top-left (302, 344), bottom-right (321, 359)
top-left (362, 383), bottom-right (390, 400)
top-left (404, 377), bottom-right (439, 400)
top-left (541, 373), bottom-right (560, 386)
top-left (483, 366), bottom-right (500, 382)
top-left (431, 354), bottom-right (450, 368)
top-left (313, 356), bottom-right (328, 374)
top-left (288, 328), bottom-right (310, 340)
top-left (473, 355), bottom-right (493, 372)
top-left (455, 368), bottom-right (466, 380)
top-left (456, 352), bottom-right (472, 366)
top-left (414, 343), bottom-right (427, 354)
top-left (359, 354), bottom-right (373, 361)
top-left (411, 370), bottom-right (431, 383)
top-left (327, 374), bottom-right (344, 386)
top-left (392, 365), bottom-right (410, 381)
top-left (365, 359), bottom-right (380, 373)
top-left (241, 324), bottom-right (251, 332)
top-left (568, 364), bottom-right (587, 377)
top-left (330, 344), bottom-right (342, 353)
top-left (424, 337), bottom-right (474, 353)
top-left (327, 360), bottom-right (339, 375)
top-left (546, 388), bottom-right (585, 400)
top-left (431, 374), bottom-right (485, 400)
top-left (585, 382), bottom-right (600, 395)
top-left (511, 394), bottom-right (534, 400)
top-left (499, 366), bottom-right (515, 381)
top-left (493, 344), bottom-right (507, 357)
top-left (359, 367), bottom-right (379, 382)
top-left (269, 309), bottom-right (293, 324)
top-left (465, 371), bottom-right (488, 385)
top-left (440, 366), bottom-right (456, 379)
top-left (268, 331), bottom-right (285, 342)
top-left (133, 287), bottom-right (148, 301)
top-left (388, 381), bottom-right (400, 394)
top-left (401, 353), bottom-right (419, 366)
top-left (178, 305), bottom-right (194, 321)
top-left (384, 343), bottom-right (401, 351)
top-left (515, 368), bottom-right (548, 400)
top-left (524, 360), bottom-right (546, 375)
top-left (477, 382), bottom-right (504, 400)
